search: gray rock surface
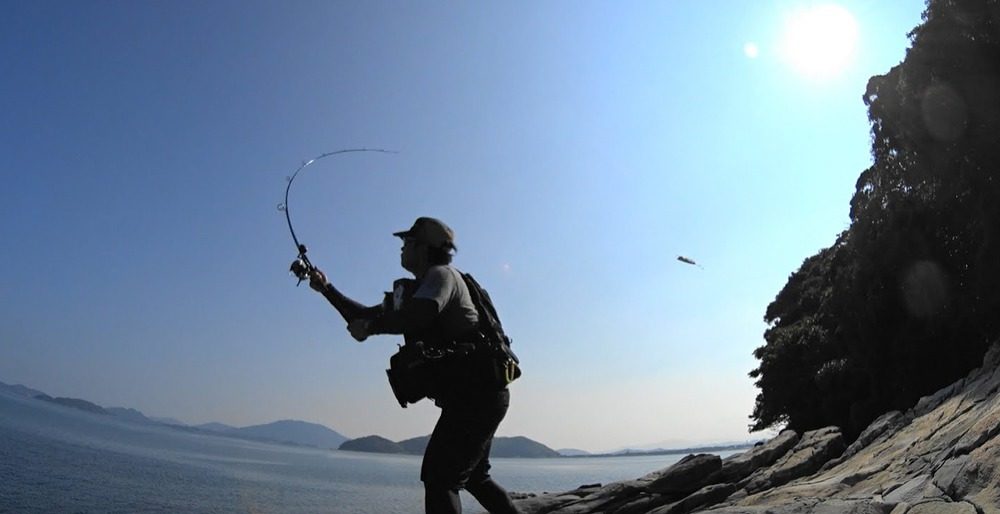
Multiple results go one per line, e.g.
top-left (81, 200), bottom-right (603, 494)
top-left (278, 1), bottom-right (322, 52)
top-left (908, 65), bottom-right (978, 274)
top-left (509, 341), bottom-right (1000, 514)
top-left (645, 454), bottom-right (721, 495)
top-left (741, 426), bottom-right (845, 494)
top-left (718, 430), bottom-right (799, 483)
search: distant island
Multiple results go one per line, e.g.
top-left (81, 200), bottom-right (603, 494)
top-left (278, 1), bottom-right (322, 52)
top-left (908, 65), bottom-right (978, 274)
top-left (226, 419), bottom-right (348, 449)
top-left (583, 442), bottom-right (758, 458)
top-left (340, 434), bottom-right (562, 458)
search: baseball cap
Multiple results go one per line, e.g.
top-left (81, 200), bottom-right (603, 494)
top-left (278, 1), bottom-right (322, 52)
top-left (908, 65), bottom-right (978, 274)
top-left (393, 217), bottom-right (456, 250)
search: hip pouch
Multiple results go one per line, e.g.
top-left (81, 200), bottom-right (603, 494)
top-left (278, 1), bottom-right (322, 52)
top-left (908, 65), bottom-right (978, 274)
top-left (386, 342), bottom-right (442, 408)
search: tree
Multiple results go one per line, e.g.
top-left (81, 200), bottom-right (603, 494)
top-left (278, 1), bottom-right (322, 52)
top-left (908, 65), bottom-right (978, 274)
top-left (750, 0), bottom-right (1000, 440)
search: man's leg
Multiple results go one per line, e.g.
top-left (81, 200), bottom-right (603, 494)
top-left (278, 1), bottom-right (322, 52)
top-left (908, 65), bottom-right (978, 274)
top-left (422, 405), bottom-right (482, 514)
top-left (422, 390), bottom-right (515, 514)
top-left (423, 482), bottom-right (462, 514)
top-left (454, 391), bottom-right (519, 513)
top-left (465, 452), bottom-right (519, 514)
top-left (423, 476), bottom-right (517, 514)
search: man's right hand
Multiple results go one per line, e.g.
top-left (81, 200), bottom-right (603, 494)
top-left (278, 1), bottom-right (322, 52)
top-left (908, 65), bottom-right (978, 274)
top-left (308, 268), bottom-right (329, 293)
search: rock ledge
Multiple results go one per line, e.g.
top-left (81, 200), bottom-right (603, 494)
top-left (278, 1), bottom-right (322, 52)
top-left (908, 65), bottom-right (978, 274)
top-left (509, 341), bottom-right (1000, 514)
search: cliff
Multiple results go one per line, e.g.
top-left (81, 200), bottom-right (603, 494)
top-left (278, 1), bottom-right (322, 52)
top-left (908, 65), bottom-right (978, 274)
top-left (512, 341), bottom-right (1000, 513)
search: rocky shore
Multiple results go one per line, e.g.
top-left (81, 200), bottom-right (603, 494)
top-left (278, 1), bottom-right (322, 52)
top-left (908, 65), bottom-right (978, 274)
top-left (509, 342), bottom-right (1000, 514)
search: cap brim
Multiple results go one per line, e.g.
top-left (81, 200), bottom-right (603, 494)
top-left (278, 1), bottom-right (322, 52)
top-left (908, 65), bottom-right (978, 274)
top-left (392, 230), bottom-right (456, 250)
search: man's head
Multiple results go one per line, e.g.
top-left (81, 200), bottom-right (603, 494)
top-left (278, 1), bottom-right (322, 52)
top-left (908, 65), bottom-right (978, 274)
top-left (394, 217), bottom-right (455, 273)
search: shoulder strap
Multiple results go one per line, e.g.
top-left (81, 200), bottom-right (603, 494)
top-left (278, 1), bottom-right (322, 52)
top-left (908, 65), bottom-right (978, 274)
top-left (461, 272), bottom-right (505, 342)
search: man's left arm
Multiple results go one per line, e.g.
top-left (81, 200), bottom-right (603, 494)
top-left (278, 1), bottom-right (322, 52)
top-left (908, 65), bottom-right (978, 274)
top-left (364, 267), bottom-right (452, 339)
top-left (368, 298), bottom-right (438, 336)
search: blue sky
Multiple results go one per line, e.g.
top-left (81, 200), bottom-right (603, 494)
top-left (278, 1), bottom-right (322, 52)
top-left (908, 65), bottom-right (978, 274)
top-left (1, 1), bottom-right (925, 452)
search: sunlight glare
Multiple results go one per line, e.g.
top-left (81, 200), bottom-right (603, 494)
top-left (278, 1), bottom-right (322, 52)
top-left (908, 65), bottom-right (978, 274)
top-left (779, 4), bottom-right (859, 79)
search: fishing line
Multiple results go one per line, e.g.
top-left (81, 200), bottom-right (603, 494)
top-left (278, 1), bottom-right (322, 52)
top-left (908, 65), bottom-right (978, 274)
top-left (278, 148), bottom-right (396, 285)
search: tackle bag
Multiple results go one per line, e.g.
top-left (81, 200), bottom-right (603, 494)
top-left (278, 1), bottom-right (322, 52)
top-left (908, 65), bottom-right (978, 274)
top-left (460, 272), bottom-right (522, 387)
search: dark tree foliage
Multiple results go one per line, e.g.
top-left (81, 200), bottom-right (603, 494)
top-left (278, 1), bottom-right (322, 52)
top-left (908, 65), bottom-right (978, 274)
top-left (750, 242), bottom-right (853, 431)
top-left (750, 0), bottom-right (1000, 440)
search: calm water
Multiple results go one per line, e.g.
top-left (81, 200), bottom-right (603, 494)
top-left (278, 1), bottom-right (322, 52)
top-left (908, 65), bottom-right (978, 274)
top-left (0, 391), bottom-right (736, 513)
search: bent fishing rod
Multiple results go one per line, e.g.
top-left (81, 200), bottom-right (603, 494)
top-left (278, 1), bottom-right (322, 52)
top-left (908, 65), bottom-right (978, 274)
top-left (278, 148), bottom-right (396, 286)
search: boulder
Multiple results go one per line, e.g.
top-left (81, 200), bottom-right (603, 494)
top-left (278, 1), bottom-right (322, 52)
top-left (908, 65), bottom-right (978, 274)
top-left (742, 426), bottom-right (845, 494)
top-left (902, 499), bottom-right (978, 514)
top-left (646, 483), bottom-right (737, 514)
top-left (611, 493), bottom-right (675, 514)
top-left (951, 402), bottom-right (1000, 456)
top-left (547, 482), bottom-right (642, 514)
top-left (834, 411), bottom-right (909, 466)
top-left (511, 485), bottom-right (601, 514)
top-left (883, 475), bottom-right (940, 505)
top-left (644, 453), bottom-right (722, 496)
top-left (941, 434), bottom-right (1000, 512)
top-left (718, 429), bottom-right (799, 482)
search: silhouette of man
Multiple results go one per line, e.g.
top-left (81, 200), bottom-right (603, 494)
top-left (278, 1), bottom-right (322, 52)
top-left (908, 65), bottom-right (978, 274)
top-left (305, 217), bottom-right (519, 514)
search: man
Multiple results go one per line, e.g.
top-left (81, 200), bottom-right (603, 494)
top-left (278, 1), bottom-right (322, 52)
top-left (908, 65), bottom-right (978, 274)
top-left (305, 217), bottom-right (520, 514)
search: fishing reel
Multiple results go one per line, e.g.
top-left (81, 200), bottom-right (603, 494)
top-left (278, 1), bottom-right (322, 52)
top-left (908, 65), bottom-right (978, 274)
top-left (289, 244), bottom-right (315, 286)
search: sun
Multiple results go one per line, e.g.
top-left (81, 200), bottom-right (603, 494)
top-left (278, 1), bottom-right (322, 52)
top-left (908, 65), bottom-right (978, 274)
top-left (779, 4), bottom-right (859, 79)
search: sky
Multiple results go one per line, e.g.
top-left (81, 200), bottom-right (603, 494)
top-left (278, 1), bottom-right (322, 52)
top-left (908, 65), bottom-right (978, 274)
top-left (1, 1), bottom-right (927, 453)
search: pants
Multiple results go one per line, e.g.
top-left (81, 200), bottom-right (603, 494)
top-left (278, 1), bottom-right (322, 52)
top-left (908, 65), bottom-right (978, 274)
top-left (421, 388), bottom-right (519, 514)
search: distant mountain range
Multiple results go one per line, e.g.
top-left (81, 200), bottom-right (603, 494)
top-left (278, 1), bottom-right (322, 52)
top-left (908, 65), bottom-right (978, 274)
top-left (0, 381), bottom-right (46, 399)
top-left (1, 379), bottom-right (754, 457)
top-left (340, 434), bottom-right (562, 458)
top-left (106, 406), bottom-right (160, 424)
top-left (0, 380), bottom-right (347, 450)
top-left (1, 379), bottom-right (554, 457)
top-left (600, 442), bottom-right (759, 457)
top-left (36, 394), bottom-right (108, 415)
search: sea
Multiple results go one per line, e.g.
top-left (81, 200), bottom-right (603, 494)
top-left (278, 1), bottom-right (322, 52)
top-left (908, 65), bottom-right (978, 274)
top-left (0, 391), bottom-right (738, 513)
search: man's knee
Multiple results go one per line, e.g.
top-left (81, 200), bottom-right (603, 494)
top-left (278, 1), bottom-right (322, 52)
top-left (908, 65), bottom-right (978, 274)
top-left (464, 476), bottom-right (492, 497)
top-left (465, 478), bottom-right (520, 514)
top-left (424, 481), bottom-right (462, 514)
top-left (420, 453), bottom-right (468, 490)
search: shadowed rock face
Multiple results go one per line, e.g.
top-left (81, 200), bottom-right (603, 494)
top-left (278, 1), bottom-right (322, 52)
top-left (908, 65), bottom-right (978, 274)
top-left (645, 454), bottom-right (721, 495)
top-left (509, 342), bottom-right (1000, 514)
top-left (718, 430), bottom-right (799, 483)
top-left (741, 426), bottom-right (845, 494)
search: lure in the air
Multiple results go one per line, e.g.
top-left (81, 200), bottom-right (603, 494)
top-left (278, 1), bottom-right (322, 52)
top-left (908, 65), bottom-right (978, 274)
top-left (677, 256), bottom-right (703, 269)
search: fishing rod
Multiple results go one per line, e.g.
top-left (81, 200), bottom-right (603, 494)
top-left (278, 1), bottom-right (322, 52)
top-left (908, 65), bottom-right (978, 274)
top-left (278, 148), bottom-right (396, 286)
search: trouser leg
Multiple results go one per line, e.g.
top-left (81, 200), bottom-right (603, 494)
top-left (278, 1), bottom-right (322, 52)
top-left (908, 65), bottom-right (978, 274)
top-left (466, 477), bottom-right (519, 514)
top-left (421, 390), bottom-right (516, 514)
top-left (424, 482), bottom-right (462, 514)
top-left (464, 436), bottom-right (519, 514)
top-left (424, 479), bottom-right (518, 514)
